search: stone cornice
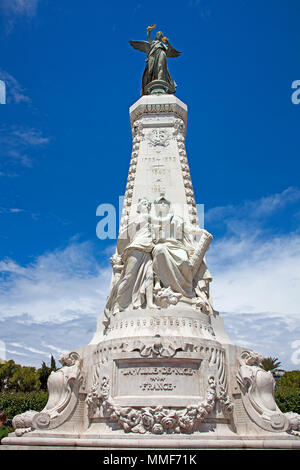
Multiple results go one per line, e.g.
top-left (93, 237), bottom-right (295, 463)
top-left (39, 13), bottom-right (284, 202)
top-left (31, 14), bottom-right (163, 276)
top-left (129, 94), bottom-right (187, 126)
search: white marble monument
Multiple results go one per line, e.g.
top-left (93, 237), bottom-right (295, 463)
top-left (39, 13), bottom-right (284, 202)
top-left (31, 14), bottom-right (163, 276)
top-left (2, 93), bottom-right (300, 449)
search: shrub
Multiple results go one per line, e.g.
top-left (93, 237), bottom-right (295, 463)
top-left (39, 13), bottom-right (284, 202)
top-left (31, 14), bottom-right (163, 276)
top-left (275, 388), bottom-right (300, 414)
top-left (0, 391), bottom-right (49, 420)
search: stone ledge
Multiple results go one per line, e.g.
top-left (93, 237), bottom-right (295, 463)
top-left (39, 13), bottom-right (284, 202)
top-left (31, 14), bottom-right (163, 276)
top-left (2, 434), bottom-right (300, 449)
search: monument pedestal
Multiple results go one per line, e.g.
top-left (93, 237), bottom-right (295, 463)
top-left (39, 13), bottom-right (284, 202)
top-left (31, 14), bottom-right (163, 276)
top-left (3, 94), bottom-right (300, 449)
top-left (3, 307), bottom-right (300, 449)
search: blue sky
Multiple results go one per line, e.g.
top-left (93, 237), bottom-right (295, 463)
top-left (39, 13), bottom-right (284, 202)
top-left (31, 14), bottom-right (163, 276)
top-left (0, 0), bottom-right (300, 370)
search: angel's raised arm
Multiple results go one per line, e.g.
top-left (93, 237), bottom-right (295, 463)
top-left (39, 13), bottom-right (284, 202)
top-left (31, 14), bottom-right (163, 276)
top-left (147, 24), bottom-right (156, 43)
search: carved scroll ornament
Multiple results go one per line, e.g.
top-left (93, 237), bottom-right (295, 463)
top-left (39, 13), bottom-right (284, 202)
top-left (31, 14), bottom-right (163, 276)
top-left (236, 350), bottom-right (290, 433)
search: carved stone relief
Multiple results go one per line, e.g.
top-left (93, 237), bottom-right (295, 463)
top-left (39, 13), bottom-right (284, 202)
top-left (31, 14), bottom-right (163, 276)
top-left (236, 350), bottom-right (290, 433)
top-left (12, 352), bottom-right (83, 435)
top-left (12, 411), bottom-right (38, 437)
top-left (32, 352), bottom-right (83, 431)
top-left (146, 128), bottom-right (172, 147)
top-left (86, 375), bottom-right (233, 434)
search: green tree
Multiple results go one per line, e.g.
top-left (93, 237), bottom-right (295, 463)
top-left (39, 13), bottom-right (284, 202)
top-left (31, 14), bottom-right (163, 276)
top-left (50, 355), bottom-right (57, 371)
top-left (37, 361), bottom-right (52, 390)
top-left (10, 366), bottom-right (40, 392)
top-left (275, 388), bottom-right (300, 414)
top-left (276, 370), bottom-right (300, 390)
top-left (260, 357), bottom-right (284, 379)
top-left (37, 356), bottom-right (58, 391)
top-left (0, 360), bottom-right (20, 391)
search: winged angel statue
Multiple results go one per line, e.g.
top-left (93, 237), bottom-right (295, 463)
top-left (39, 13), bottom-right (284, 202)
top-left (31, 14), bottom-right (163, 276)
top-left (129, 24), bottom-right (181, 95)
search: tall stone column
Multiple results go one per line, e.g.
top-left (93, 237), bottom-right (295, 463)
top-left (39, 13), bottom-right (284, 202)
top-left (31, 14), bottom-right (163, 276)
top-left (92, 93), bottom-right (224, 341)
top-left (3, 95), bottom-right (300, 449)
top-left (83, 95), bottom-right (237, 433)
top-left (121, 94), bottom-right (198, 230)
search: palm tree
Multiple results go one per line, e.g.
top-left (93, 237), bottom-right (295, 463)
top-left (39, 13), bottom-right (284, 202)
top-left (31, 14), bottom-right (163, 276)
top-left (260, 357), bottom-right (284, 380)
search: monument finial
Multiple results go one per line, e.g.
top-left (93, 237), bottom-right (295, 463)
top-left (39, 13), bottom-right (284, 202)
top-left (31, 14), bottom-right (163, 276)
top-left (129, 26), bottom-right (182, 95)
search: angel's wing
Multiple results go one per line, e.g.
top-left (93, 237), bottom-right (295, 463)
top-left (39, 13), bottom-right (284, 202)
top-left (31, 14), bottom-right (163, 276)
top-left (129, 40), bottom-right (150, 54)
top-left (166, 43), bottom-right (182, 58)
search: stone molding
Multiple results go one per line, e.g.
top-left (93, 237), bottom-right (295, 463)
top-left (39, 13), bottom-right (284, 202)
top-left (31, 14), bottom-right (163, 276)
top-left (105, 314), bottom-right (216, 339)
top-left (129, 95), bottom-right (187, 127)
top-left (91, 336), bottom-right (226, 366)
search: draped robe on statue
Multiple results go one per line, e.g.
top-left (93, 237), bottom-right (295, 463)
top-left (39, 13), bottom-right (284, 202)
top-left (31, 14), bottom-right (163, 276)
top-left (105, 210), bottom-right (213, 316)
top-left (116, 217), bottom-right (154, 310)
top-left (142, 40), bottom-right (176, 94)
top-left (152, 214), bottom-right (196, 298)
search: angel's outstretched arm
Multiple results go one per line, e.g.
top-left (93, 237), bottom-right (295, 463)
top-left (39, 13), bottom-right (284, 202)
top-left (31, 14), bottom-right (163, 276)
top-left (147, 24), bottom-right (156, 43)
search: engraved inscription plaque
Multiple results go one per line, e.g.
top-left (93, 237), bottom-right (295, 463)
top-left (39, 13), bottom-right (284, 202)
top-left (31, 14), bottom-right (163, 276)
top-left (114, 359), bottom-right (202, 398)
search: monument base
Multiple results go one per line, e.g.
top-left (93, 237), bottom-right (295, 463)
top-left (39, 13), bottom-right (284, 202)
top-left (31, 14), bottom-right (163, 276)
top-left (2, 308), bottom-right (300, 449)
top-left (143, 79), bottom-right (176, 95)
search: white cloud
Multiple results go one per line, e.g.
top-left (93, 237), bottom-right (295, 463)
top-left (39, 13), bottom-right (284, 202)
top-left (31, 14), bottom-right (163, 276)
top-left (0, 208), bottom-right (26, 217)
top-left (0, 241), bottom-right (111, 323)
top-left (11, 128), bottom-right (49, 146)
top-left (0, 313), bottom-right (100, 367)
top-left (40, 342), bottom-right (67, 355)
top-left (206, 189), bottom-right (300, 318)
top-left (10, 342), bottom-right (25, 348)
top-left (0, 125), bottom-right (50, 169)
top-left (202, 187), bottom-right (300, 370)
top-left (21, 345), bottom-right (51, 355)
top-left (0, 241), bottom-right (113, 365)
top-left (221, 312), bottom-right (300, 370)
top-left (9, 208), bottom-right (24, 213)
top-left (0, 0), bottom-right (39, 18)
top-left (6, 349), bottom-right (29, 357)
top-left (0, 70), bottom-right (30, 104)
top-left (206, 187), bottom-right (300, 233)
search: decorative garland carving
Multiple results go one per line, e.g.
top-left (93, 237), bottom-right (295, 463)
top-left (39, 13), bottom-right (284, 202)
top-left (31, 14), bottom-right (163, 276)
top-left (218, 384), bottom-right (234, 417)
top-left (86, 376), bottom-right (233, 434)
top-left (124, 337), bottom-right (189, 358)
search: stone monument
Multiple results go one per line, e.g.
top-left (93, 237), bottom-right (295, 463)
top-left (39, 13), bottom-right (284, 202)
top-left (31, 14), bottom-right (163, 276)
top-left (3, 26), bottom-right (300, 449)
